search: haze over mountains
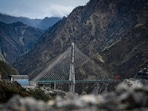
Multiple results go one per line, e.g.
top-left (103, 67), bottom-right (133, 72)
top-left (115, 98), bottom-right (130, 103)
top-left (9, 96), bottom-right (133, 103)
top-left (13, 0), bottom-right (148, 81)
top-left (0, 13), bottom-right (61, 30)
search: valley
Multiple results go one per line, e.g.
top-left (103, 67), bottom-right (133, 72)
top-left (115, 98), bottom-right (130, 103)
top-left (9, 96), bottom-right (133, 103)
top-left (0, 0), bottom-right (148, 109)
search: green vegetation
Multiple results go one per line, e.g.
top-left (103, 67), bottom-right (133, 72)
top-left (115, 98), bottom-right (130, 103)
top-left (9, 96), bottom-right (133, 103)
top-left (0, 81), bottom-right (28, 103)
top-left (29, 89), bottom-right (51, 102)
top-left (0, 81), bottom-right (52, 103)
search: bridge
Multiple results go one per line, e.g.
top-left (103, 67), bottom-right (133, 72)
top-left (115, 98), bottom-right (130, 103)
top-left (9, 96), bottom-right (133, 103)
top-left (35, 41), bottom-right (120, 92)
top-left (37, 79), bottom-right (120, 93)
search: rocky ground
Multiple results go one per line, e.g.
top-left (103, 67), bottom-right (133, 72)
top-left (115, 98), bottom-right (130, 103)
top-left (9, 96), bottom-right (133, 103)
top-left (0, 79), bottom-right (148, 111)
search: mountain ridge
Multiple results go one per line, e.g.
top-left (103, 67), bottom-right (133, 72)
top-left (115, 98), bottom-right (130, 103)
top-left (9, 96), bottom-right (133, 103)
top-left (14, 0), bottom-right (148, 80)
top-left (0, 13), bottom-right (61, 30)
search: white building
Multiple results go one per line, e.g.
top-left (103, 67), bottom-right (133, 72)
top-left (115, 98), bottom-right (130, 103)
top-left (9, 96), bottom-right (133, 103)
top-left (10, 75), bottom-right (29, 86)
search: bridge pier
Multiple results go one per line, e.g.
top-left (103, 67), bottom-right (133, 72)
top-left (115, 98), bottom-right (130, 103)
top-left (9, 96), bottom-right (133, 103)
top-left (54, 83), bottom-right (56, 90)
top-left (69, 82), bottom-right (75, 92)
top-left (92, 83), bottom-right (100, 95)
top-left (49, 82), bottom-right (57, 90)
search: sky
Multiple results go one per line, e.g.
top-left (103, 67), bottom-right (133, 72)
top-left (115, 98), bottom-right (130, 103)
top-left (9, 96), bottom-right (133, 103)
top-left (0, 0), bottom-right (89, 19)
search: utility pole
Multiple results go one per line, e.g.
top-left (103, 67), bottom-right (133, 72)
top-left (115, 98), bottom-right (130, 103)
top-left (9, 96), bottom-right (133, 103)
top-left (69, 41), bottom-right (75, 92)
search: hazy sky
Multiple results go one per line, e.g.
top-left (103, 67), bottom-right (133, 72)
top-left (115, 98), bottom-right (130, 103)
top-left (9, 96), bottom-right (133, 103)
top-left (0, 0), bottom-right (89, 19)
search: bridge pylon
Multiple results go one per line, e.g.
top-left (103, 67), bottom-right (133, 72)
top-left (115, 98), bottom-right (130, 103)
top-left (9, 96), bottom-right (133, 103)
top-left (69, 41), bottom-right (75, 92)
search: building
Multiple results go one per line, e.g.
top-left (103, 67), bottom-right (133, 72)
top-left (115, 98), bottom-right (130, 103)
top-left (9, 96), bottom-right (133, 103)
top-left (10, 75), bottom-right (29, 86)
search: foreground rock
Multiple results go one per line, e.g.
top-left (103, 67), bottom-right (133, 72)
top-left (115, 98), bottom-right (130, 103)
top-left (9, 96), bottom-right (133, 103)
top-left (0, 80), bottom-right (148, 111)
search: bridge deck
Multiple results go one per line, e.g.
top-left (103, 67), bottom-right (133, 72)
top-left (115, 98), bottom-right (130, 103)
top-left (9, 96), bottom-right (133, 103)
top-left (37, 79), bottom-right (120, 84)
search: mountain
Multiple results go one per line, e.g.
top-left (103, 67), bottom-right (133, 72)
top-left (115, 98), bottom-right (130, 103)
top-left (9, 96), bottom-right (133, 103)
top-left (14, 0), bottom-right (148, 81)
top-left (0, 21), bottom-right (43, 63)
top-left (0, 60), bottom-right (18, 79)
top-left (36, 17), bottom-right (61, 30)
top-left (100, 22), bottom-right (148, 78)
top-left (0, 13), bottom-right (61, 30)
top-left (0, 13), bottom-right (41, 28)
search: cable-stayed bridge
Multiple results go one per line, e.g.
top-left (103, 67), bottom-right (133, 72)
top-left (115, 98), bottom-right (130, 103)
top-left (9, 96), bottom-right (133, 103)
top-left (33, 42), bottom-right (119, 92)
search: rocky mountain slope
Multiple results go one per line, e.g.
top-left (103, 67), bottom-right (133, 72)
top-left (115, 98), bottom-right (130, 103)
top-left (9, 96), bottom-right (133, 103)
top-left (0, 13), bottom-right (61, 30)
top-left (0, 22), bottom-right (43, 63)
top-left (100, 22), bottom-right (148, 79)
top-left (0, 60), bottom-right (18, 79)
top-left (14, 0), bottom-right (148, 81)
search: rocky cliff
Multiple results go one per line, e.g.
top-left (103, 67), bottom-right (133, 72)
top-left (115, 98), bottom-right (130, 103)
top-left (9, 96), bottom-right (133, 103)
top-left (14, 0), bottom-right (148, 81)
top-left (101, 21), bottom-right (148, 78)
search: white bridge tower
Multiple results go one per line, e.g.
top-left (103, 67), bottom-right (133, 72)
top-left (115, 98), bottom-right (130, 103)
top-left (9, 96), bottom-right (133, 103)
top-left (69, 41), bottom-right (75, 92)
